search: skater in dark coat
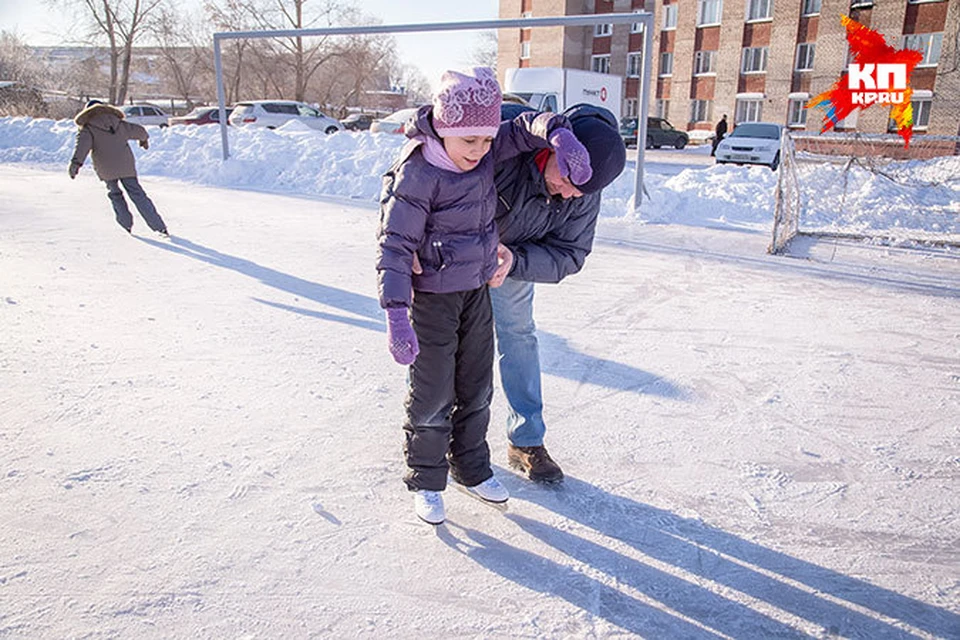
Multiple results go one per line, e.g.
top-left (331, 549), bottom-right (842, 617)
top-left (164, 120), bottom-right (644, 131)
top-left (711, 114), bottom-right (728, 156)
top-left (68, 100), bottom-right (168, 235)
top-left (376, 67), bottom-right (592, 525)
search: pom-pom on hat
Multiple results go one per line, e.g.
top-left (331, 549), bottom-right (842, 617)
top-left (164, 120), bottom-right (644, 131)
top-left (432, 67), bottom-right (502, 138)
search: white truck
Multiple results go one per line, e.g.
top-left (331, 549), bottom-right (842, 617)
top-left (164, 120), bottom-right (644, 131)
top-left (503, 67), bottom-right (623, 121)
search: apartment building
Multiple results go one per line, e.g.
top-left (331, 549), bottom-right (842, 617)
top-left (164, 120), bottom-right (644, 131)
top-left (497, 0), bottom-right (959, 137)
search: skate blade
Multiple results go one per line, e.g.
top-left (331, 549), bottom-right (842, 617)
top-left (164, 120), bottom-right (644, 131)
top-left (452, 482), bottom-right (509, 511)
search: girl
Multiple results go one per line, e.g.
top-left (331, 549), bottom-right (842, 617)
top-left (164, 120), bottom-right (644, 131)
top-left (376, 67), bottom-right (591, 525)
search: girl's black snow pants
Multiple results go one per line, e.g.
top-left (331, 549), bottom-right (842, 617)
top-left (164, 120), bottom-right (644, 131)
top-left (403, 285), bottom-right (494, 492)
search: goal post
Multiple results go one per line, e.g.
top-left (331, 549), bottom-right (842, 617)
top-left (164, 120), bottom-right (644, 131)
top-left (770, 130), bottom-right (960, 253)
top-left (212, 13), bottom-right (655, 214)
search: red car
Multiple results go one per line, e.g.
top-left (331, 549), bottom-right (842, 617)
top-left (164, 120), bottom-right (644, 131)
top-left (167, 106), bottom-right (233, 126)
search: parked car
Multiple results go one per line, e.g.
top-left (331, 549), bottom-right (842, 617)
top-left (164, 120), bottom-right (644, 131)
top-left (714, 122), bottom-right (783, 170)
top-left (168, 106), bottom-right (233, 126)
top-left (121, 104), bottom-right (169, 127)
top-left (340, 113), bottom-right (374, 131)
top-left (228, 100), bottom-right (343, 133)
top-left (370, 107), bottom-right (418, 134)
top-left (621, 116), bottom-right (689, 149)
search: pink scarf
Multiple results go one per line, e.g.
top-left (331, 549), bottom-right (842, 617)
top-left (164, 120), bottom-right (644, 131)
top-left (404, 135), bottom-right (463, 173)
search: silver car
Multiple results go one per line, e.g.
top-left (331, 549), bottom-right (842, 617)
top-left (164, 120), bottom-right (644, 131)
top-left (715, 122), bottom-right (783, 170)
top-left (228, 100), bottom-right (343, 134)
top-left (121, 104), bottom-right (169, 127)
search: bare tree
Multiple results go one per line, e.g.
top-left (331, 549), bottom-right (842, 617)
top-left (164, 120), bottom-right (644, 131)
top-left (151, 7), bottom-right (213, 106)
top-left (236, 0), bottom-right (343, 102)
top-left (471, 31), bottom-right (498, 71)
top-left (48, 0), bottom-right (165, 104)
top-left (204, 0), bottom-right (254, 104)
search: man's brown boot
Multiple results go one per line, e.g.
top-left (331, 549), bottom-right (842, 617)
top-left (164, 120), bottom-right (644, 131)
top-left (507, 445), bottom-right (564, 484)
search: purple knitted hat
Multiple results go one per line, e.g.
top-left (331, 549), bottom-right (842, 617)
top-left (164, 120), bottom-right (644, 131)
top-left (432, 67), bottom-right (502, 138)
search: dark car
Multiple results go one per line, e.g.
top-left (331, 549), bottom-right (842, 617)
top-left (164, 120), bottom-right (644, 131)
top-left (621, 117), bottom-right (689, 150)
top-left (340, 113), bottom-right (374, 131)
top-left (168, 106), bottom-right (233, 126)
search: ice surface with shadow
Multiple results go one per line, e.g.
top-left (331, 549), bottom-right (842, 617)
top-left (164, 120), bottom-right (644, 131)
top-left (513, 475), bottom-right (959, 639)
top-left (138, 235), bottom-right (383, 331)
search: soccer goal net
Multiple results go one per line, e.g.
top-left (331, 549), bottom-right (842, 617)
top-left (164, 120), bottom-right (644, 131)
top-left (770, 131), bottom-right (960, 254)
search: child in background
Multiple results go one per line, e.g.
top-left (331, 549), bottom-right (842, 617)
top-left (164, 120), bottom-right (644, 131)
top-left (69, 100), bottom-right (168, 236)
top-left (376, 67), bottom-right (592, 525)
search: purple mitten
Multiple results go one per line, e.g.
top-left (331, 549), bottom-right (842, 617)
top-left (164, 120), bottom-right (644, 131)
top-left (385, 307), bottom-right (419, 365)
top-left (549, 128), bottom-right (593, 187)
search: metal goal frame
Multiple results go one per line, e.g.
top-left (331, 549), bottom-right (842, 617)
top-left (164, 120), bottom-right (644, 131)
top-left (212, 13), bottom-right (654, 213)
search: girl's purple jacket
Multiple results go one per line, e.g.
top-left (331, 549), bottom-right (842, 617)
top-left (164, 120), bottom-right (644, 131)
top-left (376, 105), bottom-right (570, 309)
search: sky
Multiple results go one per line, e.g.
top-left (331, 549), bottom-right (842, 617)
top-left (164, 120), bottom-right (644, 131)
top-left (1, 117), bottom-right (958, 637)
top-left (0, 0), bottom-right (500, 89)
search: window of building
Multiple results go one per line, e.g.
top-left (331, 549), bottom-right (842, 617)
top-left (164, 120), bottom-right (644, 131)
top-left (632, 9), bottom-right (644, 33)
top-left (746, 0), bottom-right (772, 21)
top-left (657, 99), bottom-right (670, 119)
top-left (520, 42), bottom-right (531, 59)
top-left (736, 98), bottom-right (763, 122)
top-left (694, 50), bottom-right (716, 75)
top-left (787, 98), bottom-right (808, 127)
top-left (660, 51), bottom-right (674, 76)
top-left (690, 99), bottom-right (711, 122)
top-left (663, 4), bottom-right (678, 30)
top-left (795, 43), bottom-right (815, 71)
top-left (741, 47), bottom-right (768, 73)
top-left (697, 0), bottom-right (723, 26)
top-left (627, 52), bottom-right (643, 77)
top-left (907, 0), bottom-right (947, 4)
top-left (849, 0), bottom-right (873, 8)
top-left (592, 55), bottom-right (611, 74)
top-left (802, 0), bottom-right (821, 15)
top-left (594, 23), bottom-right (613, 37)
top-left (625, 98), bottom-right (638, 118)
top-left (902, 33), bottom-right (943, 67)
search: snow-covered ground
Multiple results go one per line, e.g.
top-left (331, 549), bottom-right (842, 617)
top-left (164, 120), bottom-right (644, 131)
top-left (1, 118), bottom-right (959, 638)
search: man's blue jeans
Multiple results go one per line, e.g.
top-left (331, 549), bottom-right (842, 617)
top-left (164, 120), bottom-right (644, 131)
top-left (489, 276), bottom-right (546, 447)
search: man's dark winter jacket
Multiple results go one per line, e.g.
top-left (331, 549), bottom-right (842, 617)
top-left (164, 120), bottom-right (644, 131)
top-left (377, 106), bottom-right (572, 309)
top-left (493, 104), bottom-right (614, 283)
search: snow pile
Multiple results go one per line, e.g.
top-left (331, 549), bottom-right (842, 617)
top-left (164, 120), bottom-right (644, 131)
top-left (0, 116), bottom-right (780, 230)
top-left (0, 116), bottom-right (957, 239)
top-left (797, 155), bottom-right (960, 239)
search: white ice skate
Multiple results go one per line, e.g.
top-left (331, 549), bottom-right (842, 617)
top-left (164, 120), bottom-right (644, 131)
top-left (462, 476), bottom-right (510, 505)
top-left (413, 490), bottom-right (445, 525)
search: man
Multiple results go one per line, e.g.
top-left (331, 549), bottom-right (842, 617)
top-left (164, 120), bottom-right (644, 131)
top-left (489, 103), bottom-right (626, 483)
top-left (711, 114), bottom-right (728, 156)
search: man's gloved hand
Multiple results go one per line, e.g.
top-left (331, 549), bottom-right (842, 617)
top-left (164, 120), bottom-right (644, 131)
top-left (68, 161), bottom-right (80, 179)
top-left (139, 139), bottom-right (149, 150)
top-left (549, 128), bottom-right (592, 187)
top-left (385, 307), bottom-right (419, 365)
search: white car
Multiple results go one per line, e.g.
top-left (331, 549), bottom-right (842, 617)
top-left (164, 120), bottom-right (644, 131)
top-left (369, 107), bottom-right (418, 134)
top-left (715, 122), bottom-right (783, 170)
top-left (121, 104), bottom-right (169, 127)
top-left (228, 100), bottom-right (343, 133)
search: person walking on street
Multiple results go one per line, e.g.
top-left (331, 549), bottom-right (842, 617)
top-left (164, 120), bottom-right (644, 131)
top-left (711, 114), bottom-right (728, 157)
top-left (69, 100), bottom-right (168, 236)
top-left (376, 69), bottom-right (592, 524)
top-left (486, 103), bottom-right (626, 485)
